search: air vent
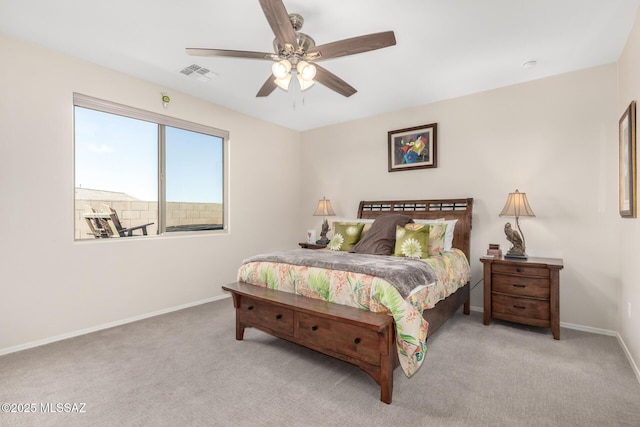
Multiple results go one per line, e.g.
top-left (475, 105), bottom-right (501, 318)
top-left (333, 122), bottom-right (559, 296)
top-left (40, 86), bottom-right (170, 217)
top-left (179, 64), bottom-right (218, 82)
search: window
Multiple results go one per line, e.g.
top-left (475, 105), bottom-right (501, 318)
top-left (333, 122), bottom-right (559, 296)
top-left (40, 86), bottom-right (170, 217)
top-left (74, 94), bottom-right (228, 240)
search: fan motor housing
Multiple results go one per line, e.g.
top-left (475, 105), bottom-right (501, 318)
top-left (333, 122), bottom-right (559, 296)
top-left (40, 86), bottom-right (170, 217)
top-left (273, 32), bottom-right (315, 59)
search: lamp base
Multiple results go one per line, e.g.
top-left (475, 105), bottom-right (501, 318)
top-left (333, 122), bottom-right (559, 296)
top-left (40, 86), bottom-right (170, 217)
top-left (504, 252), bottom-right (528, 259)
top-left (316, 218), bottom-right (330, 246)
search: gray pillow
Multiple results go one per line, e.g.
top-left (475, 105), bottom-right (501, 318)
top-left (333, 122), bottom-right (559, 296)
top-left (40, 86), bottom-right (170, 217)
top-left (350, 214), bottom-right (414, 255)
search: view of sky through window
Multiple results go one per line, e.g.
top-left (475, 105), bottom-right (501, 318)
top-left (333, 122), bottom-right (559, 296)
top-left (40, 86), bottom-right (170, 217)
top-left (166, 126), bottom-right (223, 203)
top-left (75, 107), bottom-right (223, 203)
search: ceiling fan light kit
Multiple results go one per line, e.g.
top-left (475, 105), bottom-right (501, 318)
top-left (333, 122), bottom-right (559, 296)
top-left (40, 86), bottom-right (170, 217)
top-left (271, 59), bottom-right (316, 91)
top-left (186, 0), bottom-right (396, 98)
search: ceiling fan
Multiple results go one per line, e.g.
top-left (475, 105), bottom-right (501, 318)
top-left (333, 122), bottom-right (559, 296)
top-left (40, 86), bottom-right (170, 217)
top-left (186, 0), bottom-right (396, 98)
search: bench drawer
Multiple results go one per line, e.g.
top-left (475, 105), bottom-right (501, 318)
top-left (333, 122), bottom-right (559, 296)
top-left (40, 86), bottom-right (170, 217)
top-left (297, 312), bottom-right (382, 366)
top-left (238, 296), bottom-right (294, 337)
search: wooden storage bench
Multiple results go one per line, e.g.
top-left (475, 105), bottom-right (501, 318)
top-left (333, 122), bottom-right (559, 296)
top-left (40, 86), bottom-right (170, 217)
top-left (222, 281), bottom-right (397, 404)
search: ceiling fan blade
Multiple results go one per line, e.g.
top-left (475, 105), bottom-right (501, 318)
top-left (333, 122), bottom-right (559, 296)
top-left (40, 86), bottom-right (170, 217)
top-left (259, 0), bottom-right (298, 52)
top-left (313, 64), bottom-right (357, 97)
top-left (305, 31), bottom-right (396, 61)
top-left (186, 48), bottom-right (276, 60)
top-left (256, 75), bottom-right (277, 97)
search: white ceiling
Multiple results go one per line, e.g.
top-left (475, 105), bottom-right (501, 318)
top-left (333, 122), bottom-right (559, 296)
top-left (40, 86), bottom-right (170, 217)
top-left (1, 0), bottom-right (639, 131)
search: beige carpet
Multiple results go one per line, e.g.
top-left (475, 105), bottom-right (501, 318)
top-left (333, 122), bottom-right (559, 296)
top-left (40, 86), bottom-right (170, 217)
top-left (1, 298), bottom-right (639, 427)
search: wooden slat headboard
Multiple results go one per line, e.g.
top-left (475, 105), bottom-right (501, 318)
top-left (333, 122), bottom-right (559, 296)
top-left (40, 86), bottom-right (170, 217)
top-left (357, 198), bottom-right (474, 260)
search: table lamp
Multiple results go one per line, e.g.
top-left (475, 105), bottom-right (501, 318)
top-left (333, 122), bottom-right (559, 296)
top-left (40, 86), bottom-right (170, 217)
top-left (499, 189), bottom-right (535, 259)
top-left (313, 197), bottom-right (336, 245)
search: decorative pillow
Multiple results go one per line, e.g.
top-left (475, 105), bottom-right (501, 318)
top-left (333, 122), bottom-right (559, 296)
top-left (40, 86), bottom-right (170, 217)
top-left (394, 222), bottom-right (447, 258)
top-left (394, 224), bottom-right (430, 258)
top-left (426, 222), bottom-right (447, 256)
top-left (350, 214), bottom-right (414, 255)
top-left (333, 219), bottom-right (374, 236)
top-left (329, 222), bottom-right (365, 251)
top-left (414, 219), bottom-right (458, 252)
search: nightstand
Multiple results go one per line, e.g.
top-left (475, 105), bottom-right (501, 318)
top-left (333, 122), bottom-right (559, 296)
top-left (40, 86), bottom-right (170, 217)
top-left (298, 242), bottom-right (327, 249)
top-left (480, 256), bottom-right (564, 339)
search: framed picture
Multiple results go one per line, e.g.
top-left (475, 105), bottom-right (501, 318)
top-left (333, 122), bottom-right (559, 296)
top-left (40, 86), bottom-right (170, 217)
top-left (306, 229), bottom-right (316, 244)
top-left (388, 123), bottom-right (437, 172)
top-left (619, 101), bottom-right (637, 218)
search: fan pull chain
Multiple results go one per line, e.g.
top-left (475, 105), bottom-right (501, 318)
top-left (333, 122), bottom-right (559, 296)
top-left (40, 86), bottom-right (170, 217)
top-left (292, 71), bottom-right (300, 110)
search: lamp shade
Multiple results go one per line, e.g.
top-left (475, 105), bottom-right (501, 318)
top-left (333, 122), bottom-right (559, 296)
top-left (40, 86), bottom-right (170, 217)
top-left (272, 59), bottom-right (292, 79)
top-left (296, 74), bottom-right (315, 90)
top-left (274, 74), bottom-right (292, 90)
top-left (499, 189), bottom-right (535, 218)
top-left (313, 197), bottom-right (336, 216)
top-left (296, 61), bottom-right (316, 81)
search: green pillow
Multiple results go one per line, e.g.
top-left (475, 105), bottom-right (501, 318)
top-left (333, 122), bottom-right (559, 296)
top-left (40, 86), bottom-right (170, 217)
top-left (394, 224), bottom-right (430, 259)
top-left (329, 222), bottom-right (365, 251)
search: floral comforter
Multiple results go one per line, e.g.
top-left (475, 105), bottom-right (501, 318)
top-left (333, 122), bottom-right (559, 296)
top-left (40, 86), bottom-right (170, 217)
top-left (236, 248), bottom-right (470, 377)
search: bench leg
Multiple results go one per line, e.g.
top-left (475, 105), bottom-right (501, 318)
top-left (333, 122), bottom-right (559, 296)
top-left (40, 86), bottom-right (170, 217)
top-left (230, 293), bottom-right (245, 340)
top-left (236, 318), bottom-right (245, 340)
top-left (379, 323), bottom-right (394, 404)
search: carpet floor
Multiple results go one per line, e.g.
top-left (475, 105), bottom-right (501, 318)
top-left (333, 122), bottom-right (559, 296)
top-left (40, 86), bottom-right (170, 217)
top-left (1, 298), bottom-right (639, 426)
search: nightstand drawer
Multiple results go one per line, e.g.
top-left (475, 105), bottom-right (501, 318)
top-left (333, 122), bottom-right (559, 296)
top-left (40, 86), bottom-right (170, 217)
top-left (492, 293), bottom-right (550, 321)
top-left (492, 274), bottom-right (550, 299)
top-left (297, 312), bottom-right (381, 365)
top-left (239, 296), bottom-right (294, 337)
top-left (492, 263), bottom-right (549, 278)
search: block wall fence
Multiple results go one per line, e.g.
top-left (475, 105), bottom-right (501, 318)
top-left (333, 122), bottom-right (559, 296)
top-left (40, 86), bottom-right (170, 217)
top-left (75, 200), bottom-right (223, 239)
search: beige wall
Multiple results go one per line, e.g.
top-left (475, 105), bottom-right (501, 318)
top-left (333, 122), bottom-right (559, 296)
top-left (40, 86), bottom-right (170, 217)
top-left (302, 65), bottom-right (620, 332)
top-left (0, 33), bottom-right (302, 351)
top-left (617, 7), bottom-right (640, 380)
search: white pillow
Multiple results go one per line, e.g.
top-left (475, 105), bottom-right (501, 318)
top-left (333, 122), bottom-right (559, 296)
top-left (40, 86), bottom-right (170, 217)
top-left (413, 219), bottom-right (458, 252)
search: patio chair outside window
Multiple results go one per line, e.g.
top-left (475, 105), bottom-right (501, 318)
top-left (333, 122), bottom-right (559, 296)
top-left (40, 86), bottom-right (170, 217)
top-left (83, 205), bottom-right (154, 238)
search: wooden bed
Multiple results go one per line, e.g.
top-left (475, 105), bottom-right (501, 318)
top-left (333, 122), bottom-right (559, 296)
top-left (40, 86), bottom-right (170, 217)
top-left (222, 198), bottom-right (473, 404)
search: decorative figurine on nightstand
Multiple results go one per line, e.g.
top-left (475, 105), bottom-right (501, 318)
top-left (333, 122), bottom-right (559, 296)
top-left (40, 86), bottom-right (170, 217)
top-left (504, 223), bottom-right (525, 257)
top-left (499, 189), bottom-right (535, 259)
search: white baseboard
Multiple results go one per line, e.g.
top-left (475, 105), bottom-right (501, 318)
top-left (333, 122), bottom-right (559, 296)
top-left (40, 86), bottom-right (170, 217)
top-left (616, 333), bottom-right (640, 384)
top-left (558, 320), bottom-right (617, 336)
top-left (0, 294), bottom-right (231, 357)
top-left (471, 305), bottom-right (618, 335)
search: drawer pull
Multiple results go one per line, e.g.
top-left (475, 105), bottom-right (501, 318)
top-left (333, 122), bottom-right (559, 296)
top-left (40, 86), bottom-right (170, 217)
top-left (513, 284), bottom-right (526, 288)
top-left (275, 314), bottom-right (282, 320)
top-left (516, 268), bottom-right (523, 273)
top-left (247, 305), bottom-right (254, 310)
top-left (513, 305), bottom-right (526, 310)
top-left (354, 338), bottom-right (361, 344)
top-left (311, 325), bottom-right (318, 331)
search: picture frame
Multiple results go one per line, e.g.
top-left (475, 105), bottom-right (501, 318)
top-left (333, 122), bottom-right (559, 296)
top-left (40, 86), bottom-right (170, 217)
top-left (619, 101), bottom-right (637, 218)
top-left (306, 229), bottom-right (316, 244)
top-left (388, 123), bottom-right (437, 172)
